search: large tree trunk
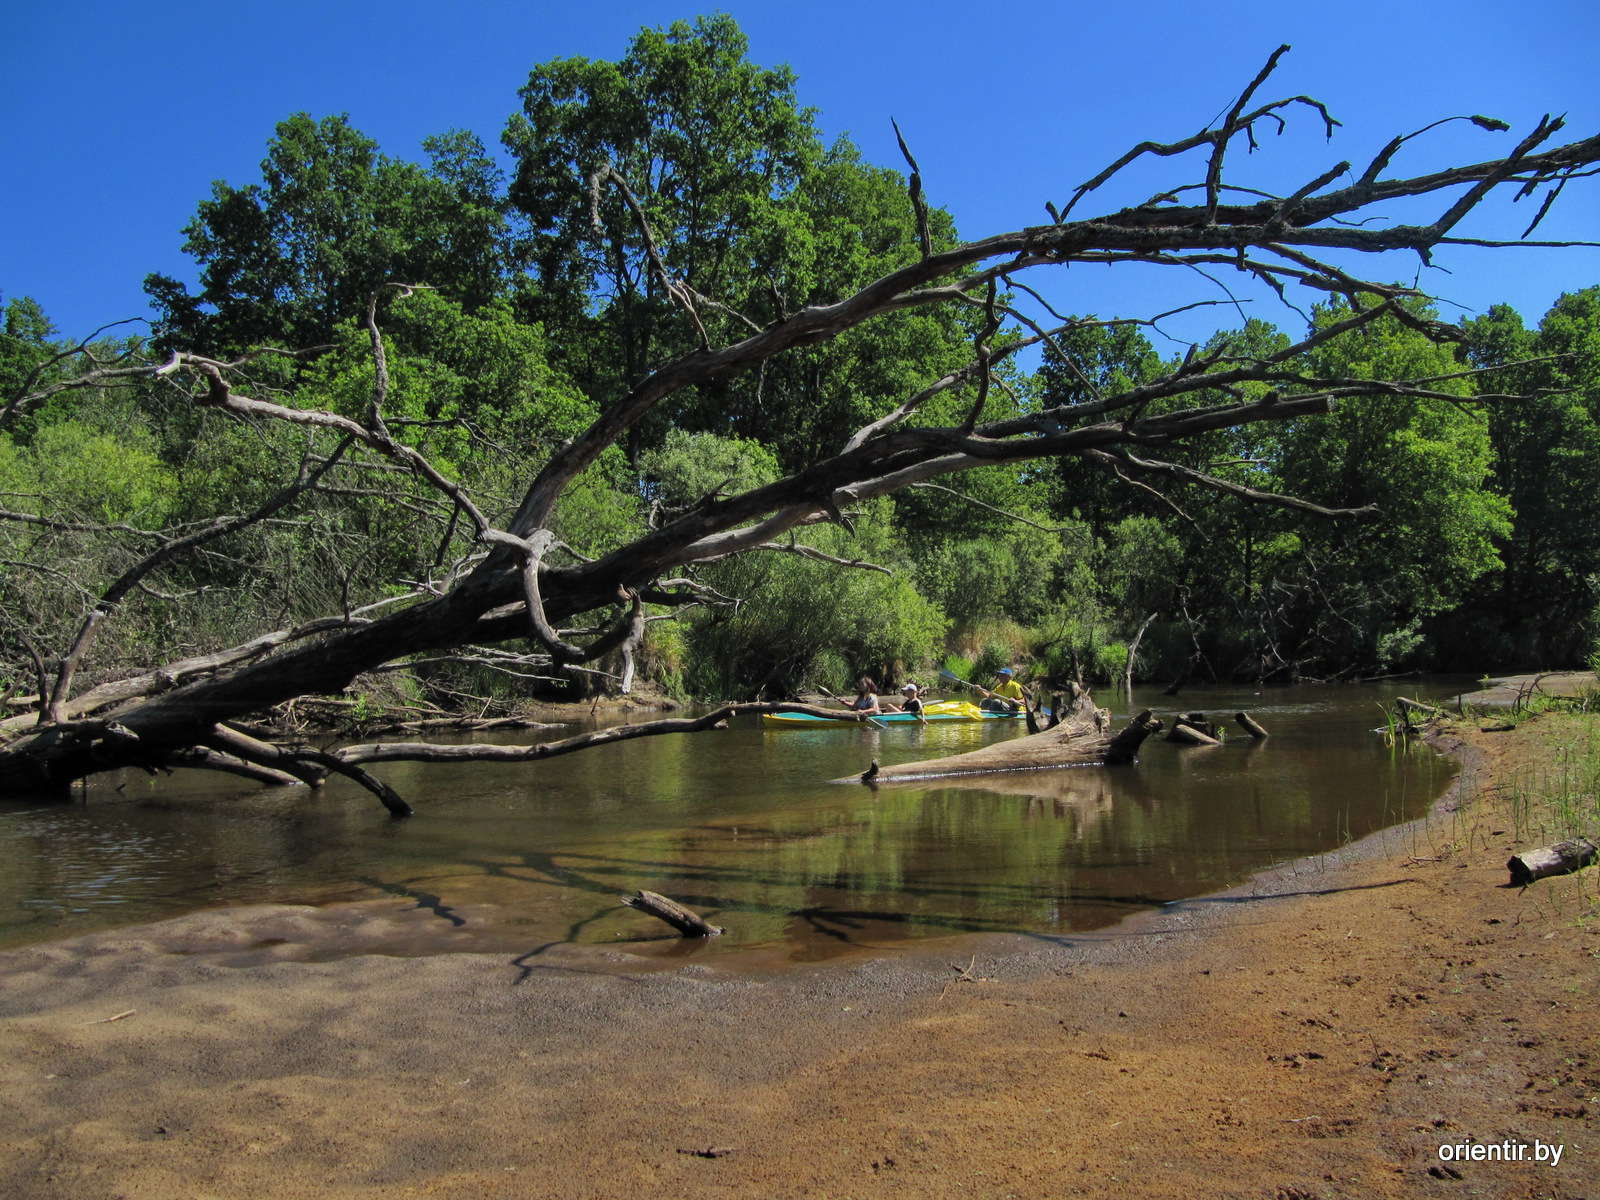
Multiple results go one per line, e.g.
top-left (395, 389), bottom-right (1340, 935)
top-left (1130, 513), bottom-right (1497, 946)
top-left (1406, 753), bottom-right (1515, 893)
top-left (0, 564), bottom-right (593, 795)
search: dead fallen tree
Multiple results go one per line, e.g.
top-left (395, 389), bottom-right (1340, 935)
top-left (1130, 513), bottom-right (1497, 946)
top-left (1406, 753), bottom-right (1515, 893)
top-left (1167, 721), bottom-right (1220, 747)
top-left (1167, 712), bottom-right (1220, 744)
top-left (5, 53), bottom-right (1599, 809)
top-left (1396, 696), bottom-right (1449, 731)
top-left (835, 691), bottom-right (1163, 782)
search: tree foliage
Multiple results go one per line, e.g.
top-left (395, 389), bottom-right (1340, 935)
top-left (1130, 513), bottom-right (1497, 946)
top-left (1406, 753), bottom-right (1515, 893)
top-left (145, 116), bottom-right (521, 351)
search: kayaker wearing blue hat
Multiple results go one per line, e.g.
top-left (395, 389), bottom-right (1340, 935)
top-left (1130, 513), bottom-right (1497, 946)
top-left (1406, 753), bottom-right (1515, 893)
top-left (977, 667), bottom-right (1026, 713)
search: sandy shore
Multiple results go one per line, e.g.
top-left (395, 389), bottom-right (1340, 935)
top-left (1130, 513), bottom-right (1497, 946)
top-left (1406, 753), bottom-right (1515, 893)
top-left (2, 721), bottom-right (1594, 1199)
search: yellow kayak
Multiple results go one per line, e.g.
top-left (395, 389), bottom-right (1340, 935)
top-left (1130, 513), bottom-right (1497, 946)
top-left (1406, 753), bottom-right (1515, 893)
top-left (762, 700), bottom-right (1005, 726)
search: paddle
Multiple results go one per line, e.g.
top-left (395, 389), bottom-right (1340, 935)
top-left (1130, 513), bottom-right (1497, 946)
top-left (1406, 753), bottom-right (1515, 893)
top-left (817, 684), bottom-right (888, 729)
top-left (941, 668), bottom-right (1027, 715)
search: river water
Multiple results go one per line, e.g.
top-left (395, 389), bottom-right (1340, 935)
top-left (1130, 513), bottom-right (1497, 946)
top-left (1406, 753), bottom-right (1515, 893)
top-left (0, 684), bottom-right (1454, 961)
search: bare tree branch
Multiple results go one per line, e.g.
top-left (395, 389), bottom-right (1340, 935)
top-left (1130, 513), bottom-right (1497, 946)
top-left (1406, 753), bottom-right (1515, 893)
top-left (909, 482), bottom-right (1080, 535)
top-left (1088, 448), bottom-right (1382, 518)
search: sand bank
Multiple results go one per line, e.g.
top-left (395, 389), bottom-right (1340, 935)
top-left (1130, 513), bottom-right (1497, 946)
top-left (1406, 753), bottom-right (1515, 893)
top-left (1, 722), bottom-right (1594, 1198)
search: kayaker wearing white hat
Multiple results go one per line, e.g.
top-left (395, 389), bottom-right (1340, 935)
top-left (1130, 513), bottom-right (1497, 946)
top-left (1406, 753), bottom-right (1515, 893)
top-left (891, 681), bottom-right (927, 723)
top-left (978, 667), bottom-right (1025, 713)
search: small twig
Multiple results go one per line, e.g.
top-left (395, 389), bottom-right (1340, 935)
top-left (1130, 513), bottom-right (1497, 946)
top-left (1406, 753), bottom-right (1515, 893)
top-left (79, 1009), bottom-right (136, 1026)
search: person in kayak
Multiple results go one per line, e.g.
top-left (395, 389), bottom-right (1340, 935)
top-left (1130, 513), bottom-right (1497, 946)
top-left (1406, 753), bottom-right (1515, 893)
top-left (891, 682), bottom-right (927, 723)
top-left (978, 666), bottom-right (1026, 713)
top-left (845, 677), bottom-right (882, 714)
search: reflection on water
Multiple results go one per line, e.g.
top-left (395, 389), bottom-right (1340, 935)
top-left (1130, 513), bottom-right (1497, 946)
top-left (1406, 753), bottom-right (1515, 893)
top-left (0, 684), bottom-right (1452, 959)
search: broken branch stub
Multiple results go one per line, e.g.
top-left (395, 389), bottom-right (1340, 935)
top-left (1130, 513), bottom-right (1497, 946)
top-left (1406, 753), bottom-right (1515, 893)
top-left (1235, 712), bottom-right (1270, 738)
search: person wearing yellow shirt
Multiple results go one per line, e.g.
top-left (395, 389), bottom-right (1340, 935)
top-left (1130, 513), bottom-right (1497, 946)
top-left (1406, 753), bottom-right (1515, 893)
top-left (978, 666), bottom-right (1026, 713)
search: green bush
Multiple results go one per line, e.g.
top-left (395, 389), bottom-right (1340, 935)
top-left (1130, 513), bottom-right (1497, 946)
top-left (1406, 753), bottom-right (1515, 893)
top-left (941, 653), bottom-right (974, 683)
top-left (972, 641), bottom-right (1011, 683)
top-left (681, 520), bottom-right (948, 699)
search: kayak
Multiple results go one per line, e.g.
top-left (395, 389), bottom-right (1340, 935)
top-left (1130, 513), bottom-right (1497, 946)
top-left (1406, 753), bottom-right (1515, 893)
top-left (762, 699), bottom-right (1032, 727)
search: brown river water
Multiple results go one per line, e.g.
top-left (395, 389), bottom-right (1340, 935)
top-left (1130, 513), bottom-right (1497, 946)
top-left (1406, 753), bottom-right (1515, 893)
top-left (0, 683), bottom-right (1456, 962)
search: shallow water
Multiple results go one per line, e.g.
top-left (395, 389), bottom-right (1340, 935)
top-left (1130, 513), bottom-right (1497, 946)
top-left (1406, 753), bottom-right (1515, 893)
top-left (0, 684), bottom-right (1454, 960)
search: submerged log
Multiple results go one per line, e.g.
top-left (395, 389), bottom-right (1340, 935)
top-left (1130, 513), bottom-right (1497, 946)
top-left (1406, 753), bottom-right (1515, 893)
top-left (1166, 711), bottom-right (1213, 740)
top-left (1507, 838), bottom-right (1598, 887)
top-left (1235, 711), bottom-right (1269, 739)
top-left (1167, 721), bottom-right (1220, 746)
top-left (832, 690), bottom-right (1159, 782)
top-left (621, 890), bottom-right (723, 937)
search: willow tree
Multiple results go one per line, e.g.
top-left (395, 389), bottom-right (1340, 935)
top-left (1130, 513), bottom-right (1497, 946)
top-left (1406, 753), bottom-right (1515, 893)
top-left (3, 45), bottom-right (1597, 810)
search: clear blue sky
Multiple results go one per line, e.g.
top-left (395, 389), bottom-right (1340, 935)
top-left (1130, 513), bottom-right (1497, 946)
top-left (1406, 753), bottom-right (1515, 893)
top-left (3, 1), bottom-right (1597, 345)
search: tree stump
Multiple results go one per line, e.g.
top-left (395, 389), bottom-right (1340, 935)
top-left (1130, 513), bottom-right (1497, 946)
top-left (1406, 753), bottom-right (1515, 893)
top-left (1507, 838), bottom-right (1598, 887)
top-left (621, 890), bottom-right (723, 937)
top-left (1104, 711), bottom-right (1162, 765)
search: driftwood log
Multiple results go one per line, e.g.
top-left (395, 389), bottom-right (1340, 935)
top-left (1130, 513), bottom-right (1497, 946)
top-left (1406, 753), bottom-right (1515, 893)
top-left (1167, 721), bottom-right (1220, 746)
top-left (1167, 712), bottom-right (1216, 743)
top-left (833, 690), bottom-right (1162, 782)
top-left (1235, 712), bottom-right (1269, 739)
top-left (1507, 838), bottom-right (1598, 887)
top-left (621, 890), bottom-right (723, 937)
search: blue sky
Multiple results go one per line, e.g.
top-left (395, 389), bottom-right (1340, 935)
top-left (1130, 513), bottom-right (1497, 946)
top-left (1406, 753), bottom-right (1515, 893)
top-left (3, 1), bottom-right (1597, 345)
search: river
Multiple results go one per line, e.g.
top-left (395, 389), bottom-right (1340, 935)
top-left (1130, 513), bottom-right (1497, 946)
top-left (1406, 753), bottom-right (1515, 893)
top-left (0, 683), bottom-right (1455, 961)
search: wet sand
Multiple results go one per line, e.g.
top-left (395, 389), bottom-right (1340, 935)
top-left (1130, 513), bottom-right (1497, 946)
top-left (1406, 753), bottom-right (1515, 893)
top-left (1, 722), bottom-right (1594, 1198)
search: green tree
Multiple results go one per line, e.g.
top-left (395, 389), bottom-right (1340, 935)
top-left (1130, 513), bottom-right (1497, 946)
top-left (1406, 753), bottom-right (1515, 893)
top-left (1267, 300), bottom-right (1511, 669)
top-left (1, 293), bottom-right (60, 410)
top-left (1458, 290), bottom-right (1600, 665)
top-left (146, 115), bottom-right (521, 351)
top-left (504, 14), bottom-right (969, 467)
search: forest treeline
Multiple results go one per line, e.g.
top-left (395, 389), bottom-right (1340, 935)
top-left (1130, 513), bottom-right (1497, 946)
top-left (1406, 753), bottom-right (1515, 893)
top-left (3, 15), bottom-right (1598, 713)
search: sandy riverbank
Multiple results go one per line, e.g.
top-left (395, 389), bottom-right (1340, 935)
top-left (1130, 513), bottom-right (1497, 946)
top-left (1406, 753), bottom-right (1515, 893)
top-left (1, 720), bottom-right (1594, 1199)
